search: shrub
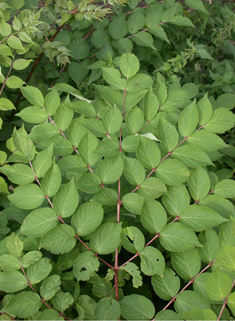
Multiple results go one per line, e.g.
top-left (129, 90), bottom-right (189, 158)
top-left (0, 0), bottom-right (235, 320)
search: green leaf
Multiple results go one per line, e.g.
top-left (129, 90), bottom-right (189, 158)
top-left (122, 135), bottom-right (139, 152)
top-left (21, 251), bottom-right (42, 268)
top-left (53, 179), bottom-right (79, 218)
top-left (44, 90), bottom-right (60, 116)
top-left (140, 246), bottom-right (165, 276)
top-left (199, 195), bottom-right (234, 219)
top-left (7, 35), bottom-right (24, 50)
top-left (124, 157), bottom-right (145, 186)
top-left (156, 159), bottom-right (190, 185)
top-left (74, 252), bottom-right (99, 281)
top-left (122, 193), bottom-right (144, 215)
top-left (136, 137), bottom-right (161, 170)
top-left (32, 144), bottom-right (53, 178)
top-left (58, 155), bottom-right (87, 174)
top-left (20, 208), bottom-right (58, 238)
top-left (102, 68), bottom-right (126, 90)
top-left (138, 177), bottom-right (167, 200)
top-left (120, 262), bottom-right (142, 288)
top-left (29, 124), bottom-right (60, 143)
top-left (217, 93), bottom-right (235, 110)
top-left (96, 155), bottom-right (124, 184)
top-left (94, 297), bottom-right (121, 320)
top-left (78, 131), bottom-right (99, 166)
top-left (217, 244), bottom-right (235, 272)
top-left (13, 58), bottom-right (32, 70)
top-left (0, 20), bottom-right (11, 37)
top-left (185, 0), bottom-right (208, 14)
top-left (175, 291), bottom-right (210, 319)
top-left (141, 200), bottom-right (167, 234)
top-left (162, 184), bottom-right (190, 217)
top-left (27, 258), bottom-right (52, 284)
top-left (76, 173), bottom-right (102, 194)
top-left (203, 108), bottom-right (235, 133)
top-left (16, 106), bottom-right (47, 124)
top-left (0, 164), bottom-right (35, 185)
top-left (40, 275), bottom-right (61, 301)
top-left (178, 100), bottom-right (199, 137)
top-left (93, 188), bottom-right (118, 206)
top-left (120, 294), bottom-right (155, 320)
top-left (71, 202), bottom-right (103, 236)
top-left (169, 16), bottom-right (195, 27)
top-left (108, 16), bottom-right (128, 40)
top-left (157, 116), bottom-right (178, 152)
top-left (161, 90), bottom-right (190, 112)
top-left (205, 268), bottom-right (233, 301)
top-left (90, 223), bottom-right (122, 255)
top-left (121, 226), bottom-right (145, 254)
top-left (187, 130), bottom-right (227, 151)
top-left (0, 271), bottom-right (28, 292)
top-left (228, 292), bottom-right (235, 317)
top-left (6, 233), bottom-right (23, 257)
top-left (54, 104), bottom-right (74, 131)
top-left (78, 295), bottom-right (97, 320)
top-left (155, 310), bottom-right (183, 320)
top-left (149, 26), bottom-right (170, 43)
top-left (40, 224), bottom-right (76, 254)
top-left (0, 254), bottom-right (21, 271)
top-left (120, 53), bottom-right (140, 78)
top-left (21, 86), bottom-right (44, 107)
top-left (152, 267), bottom-right (180, 300)
top-left (8, 184), bottom-right (45, 210)
top-left (0, 98), bottom-right (15, 111)
top-left (160, 222), bottom-right (201, 252)
top-left (171, 249), bottom-right (201, 280)
top-left (142, 87), bottom-right (159, 121)
top-left (38, 309), bottom-right (63, 320)
top-left (197, 93), bottom-right (213, 125)
top-left (180, 205), bottom-right (226, 232)
top-left (102, 109), bottom-right (122, 134)
top-left (67, 100), bottom-right (96, 118)
top-left (214, 179), bottom-right (235, 198)
top-left (41, 163), bottom-right (61, 197)
top-left (132, 32), bottom-right (156, 50)
top-left (93, 137), bottom-right (119, 158)
top-left (52, 290), bottom-right (73, 312)
top-left (172, 145), bottom-right (213, 167)
top-left (68, 120), bottom-right (87, 148)
top-left (13, 127), bottom-right (35, 161)
top-left (126, 74), bottom-right (153, 93)
top-left (126, 107), bottom-right (144, 135)
top-left (92, 276), bottom-right (113, 298)
top-left (188, 167), bottom-right (210, 201)
top-left (2, 292), bottom-right (41, 318)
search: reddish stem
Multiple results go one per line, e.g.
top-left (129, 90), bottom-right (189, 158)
top-left (0, 52), bottom-right (15, 96)
top-left (29, 161), bottom-right (41, 187)
top-left (217, 279), bottom-right (235, 321)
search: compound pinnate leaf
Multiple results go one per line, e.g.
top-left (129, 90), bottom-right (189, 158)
top-left (0, 271), bottom-right (28, 292)
top-left (160, 222), bottom-right (201, 252)
top-left (205, 268), bottom-right (233, 301)
top-left (152, 267), bottom-right (180, 301)
top-left (20, 208), bottom-right (58, 238)
top-left (2, 291), bottom-right (41, 318)
top-left (94, 297), bottom-right (121, 320)
top-left (90, 223), bottom-right (122, 255)
top-left (141, 200), bottom-right (167, 234)
top-left (140, 246), bottom-right (165, 276)
top-left (40, 224), bottom-right (76, 255)
top-left (74, 251), bottom-right (100, 281)
top-left (120, 294), bottom-right (155, 320)
top-left (71, 202), bottom-right (103, 236)
top-left (40, 275), bottom-right (61, 301)
top-left (8, 184), bottom-right (44, 210)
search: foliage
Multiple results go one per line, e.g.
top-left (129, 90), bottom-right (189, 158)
top-left (0, 0), bottom-right (235, 320)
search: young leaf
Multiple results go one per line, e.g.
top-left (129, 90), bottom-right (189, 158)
top-left (90, 223), bottom-right (122, 255)
top-left (179, 205), bottom-right (226, 232)
top-left (40, 225), bottom-right (76, 254)
top-left (188, 167), bottom-right (210, 201)
top-left (151, 267), bottom-right (180, 300)
top-left (156, 159), bottom-right (190, 185)
top-left (74, 252), bottom-right (100, 281)
top-left (8, 184), bottom-right (45, 210)
top-left (40, 275), bottom-right (61, 301)
top-left (141, 200), bottom-right (167, 234)
top-left (171, 249), bottom-right (201, 280)
top-left (20, 208), bottom-right (58, 238)
top-left (178, 100), bottom-right (199, 137)
top-left (140, 246), bottom-right (165, 276)
top-left (27, 258), bottom-right (52, 284)
top-left (96, 155), bottom-right (124, 184)
top-left (136, 137), bottom-right (161, 170)
top-left (53, 179), bottom-right (79, 218)
top-left (160, 222), bottom-right (201, 252)
top-left (120, 294), bottom-right (155, 320)
top-left (2, 292), bottom-right (41, 318)
top-left (71, 202), bottom-right (104, 236)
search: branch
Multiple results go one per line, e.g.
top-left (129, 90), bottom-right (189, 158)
top-left (217, 278), bottom-right (235, 321)
top-left (0, 52), bottom-right (15, 96)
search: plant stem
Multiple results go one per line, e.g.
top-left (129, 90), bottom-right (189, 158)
top-left (217, 278), bottom-right (235, 321)
top-left (162, 260), bottom-right (216, 310)
top-left (0, 52), bottom-right (15, 96)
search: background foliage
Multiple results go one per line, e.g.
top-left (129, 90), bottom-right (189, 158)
top-left (0, 0), bottom-right (235, 320)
